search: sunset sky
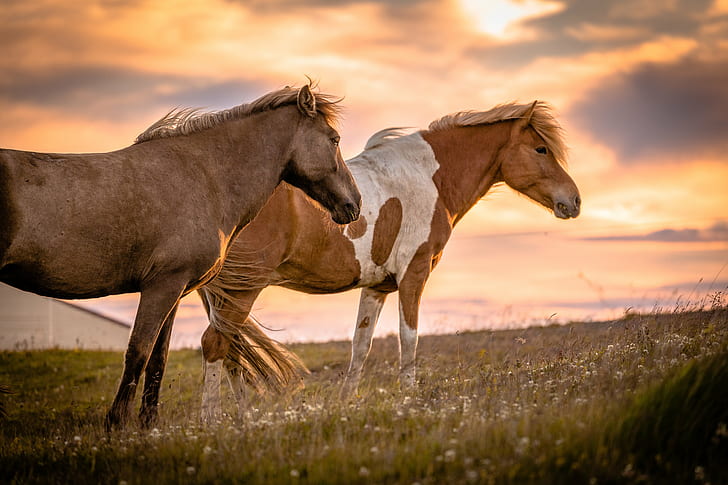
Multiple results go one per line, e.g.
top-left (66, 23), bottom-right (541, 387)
top-left (1, 0), bottom-right (727, 347)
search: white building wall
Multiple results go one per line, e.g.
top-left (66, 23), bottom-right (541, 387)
top-left (0, 284), bottom-right (130, 351)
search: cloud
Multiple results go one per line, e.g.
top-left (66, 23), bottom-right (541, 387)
top-left (568, 56), bottom-right (728, 162)
top-left (0, 67), bottom-right (250, 118)
top-left (564, 23), bottom-right (651, 42)
top-left (583, 221), bottom-right (728, 242)
top-left (466, 0), bottom-right (713, 66)
top-left (232, 0), bottom-right (428, 8)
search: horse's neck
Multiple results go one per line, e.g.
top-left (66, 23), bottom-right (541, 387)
top-left (422, 123), bottom-right (508, 225)
top-left (166, 109), bottom-right (296, 234)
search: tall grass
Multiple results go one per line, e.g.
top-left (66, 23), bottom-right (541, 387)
top-left (1, 306), bottom-right (727, 484)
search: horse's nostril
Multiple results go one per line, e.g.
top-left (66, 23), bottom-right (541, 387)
top-left (574, 196), bottom-right (581, 208)
top-left (557, 202), bottom-right (568, 215)
top-left (344, 202), bottom-right (360, 221)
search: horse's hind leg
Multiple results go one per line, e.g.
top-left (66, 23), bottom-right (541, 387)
top-left (341, 288), bottom-right (388, 398)
top-left (200, 330), bottom-right (250, 423)
top-left (200, 325), bottom-right (229, 424)
top-left (224, 363), bottom-right (249, 420)
top-left (139, 303), bottom-right (178, 428)
top-left (106, 280), bottom-right (185, 430)
top-left (199, 287), bottom-right (261, 423)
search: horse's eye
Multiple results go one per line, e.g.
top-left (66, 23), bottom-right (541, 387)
top-left (535, 146), bottom-right (547, 155)
top-left (331, 136), bottom-right (340, 147)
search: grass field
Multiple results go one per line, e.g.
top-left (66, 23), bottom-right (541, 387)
top-left (1, 305), bottom-right (727, 484)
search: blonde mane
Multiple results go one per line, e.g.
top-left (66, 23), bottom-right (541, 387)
top-left (134, 82), bottom-right (343, 144)
top-left (426, 101), bottom-right (568, 166)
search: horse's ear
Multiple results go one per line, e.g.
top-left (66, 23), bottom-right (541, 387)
top-left (524, 100), bottom-right (538, 123)
top-left (511, 100), bottom-right (538, 135)
top-left (297, 84), bottom-right (317, 118)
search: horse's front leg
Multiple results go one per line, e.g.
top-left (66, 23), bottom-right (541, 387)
top-left (106, 279), bottom-right (185, 430)
top-left (139, 302), bottom-right (178, 428)
top-left (341, 288), bottom-right (388, 398)
top-left (397, 256), bottom-right (430, 391)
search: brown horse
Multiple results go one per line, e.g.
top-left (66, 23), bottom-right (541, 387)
top-left (0, 82), bottom-right (361, 428)
top-left (198, 101), bottom-right (580, 421)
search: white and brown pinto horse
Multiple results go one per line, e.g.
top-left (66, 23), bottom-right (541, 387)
top-left (0, 83), bottom-right (361, 428)
top-left (198, 101), bottom-right (580, 420)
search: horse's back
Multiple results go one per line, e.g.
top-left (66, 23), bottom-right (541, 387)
top-left (0, 149), bottom-right (124, 296)
top-left (0, 146), bottom-right (223, 298)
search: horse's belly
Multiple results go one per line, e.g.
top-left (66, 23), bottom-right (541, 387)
top-left (276, 260), bottom-right (362, 294)
top-left (0, 260), bottom-right (136, 299)
top-left (354, 261), bottom-right (390, 288)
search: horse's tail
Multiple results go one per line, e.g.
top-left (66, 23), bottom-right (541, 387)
top-left (225, 314), bottom-right (309, 394)
top-left (203, 282), bottom-right (309, 393)
top-left (363, 127), bottom-right (412, 150)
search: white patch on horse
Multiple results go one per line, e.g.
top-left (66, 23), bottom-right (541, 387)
top-left (201, 360), bottom-right (223, 423)
top-left (345, 132), bottom-right (439, 285)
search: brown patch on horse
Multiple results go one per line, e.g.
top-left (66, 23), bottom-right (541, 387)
top-left (358, 316), bottom-right (371, 329)
top-left (371, 197), bottom-right (403, 266)
top-left (260, 185), bottom-right (362, 293)
top-left (423, 125), bottom-right (508, 225)
top-left (345, 215), bottom-right (368, 239)
top-left (398, 202), bottom-right (452, 331)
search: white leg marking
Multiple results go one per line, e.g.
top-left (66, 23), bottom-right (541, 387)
top-left (398, 299), bottom-right (418, 390)
top-left (342, 289), bottom-right (387, 398)
top-left (201, 359), bottom-right (223, 424)
top-left (225, 364), bottom-right (248, 420)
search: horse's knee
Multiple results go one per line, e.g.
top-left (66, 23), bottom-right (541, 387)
top-left (201, 326), bottom-right (230, 362)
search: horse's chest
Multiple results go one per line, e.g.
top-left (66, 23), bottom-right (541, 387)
top-left (347, 175), bottom-right (439, 287)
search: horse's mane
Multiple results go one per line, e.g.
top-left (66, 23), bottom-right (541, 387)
top-left (134, 81), bottom-right (343, 144)
top-left (426, 101), bottom-right (568, 166)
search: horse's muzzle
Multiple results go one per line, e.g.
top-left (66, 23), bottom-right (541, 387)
top-left (333, 201), bottom-right (361, 224)
top-left (554, 195), bottom-right (581, 219)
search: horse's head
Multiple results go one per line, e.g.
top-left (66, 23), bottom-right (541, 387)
top-left (498, 102), bottom-right (580, 219)
top-left (284, 85), bottom-right (361, 225)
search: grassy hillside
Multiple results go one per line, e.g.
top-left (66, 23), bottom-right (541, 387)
top-left (1, 308), bottom-right (727, 484)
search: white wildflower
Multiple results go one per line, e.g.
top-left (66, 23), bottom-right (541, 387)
top-left (444, 449), bottom-right (456, 462)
